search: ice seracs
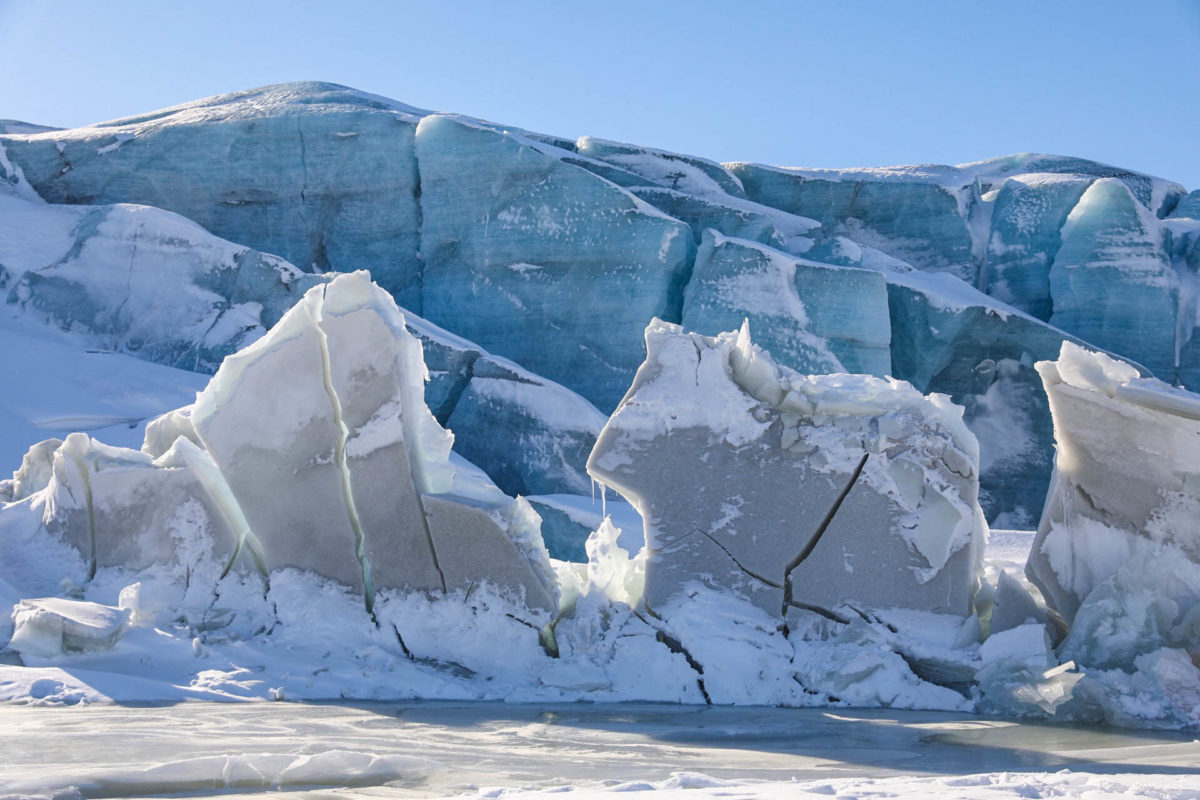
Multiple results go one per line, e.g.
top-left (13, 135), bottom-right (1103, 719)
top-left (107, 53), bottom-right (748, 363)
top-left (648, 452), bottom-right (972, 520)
top-left (587, 319), bottom-right (986, 622)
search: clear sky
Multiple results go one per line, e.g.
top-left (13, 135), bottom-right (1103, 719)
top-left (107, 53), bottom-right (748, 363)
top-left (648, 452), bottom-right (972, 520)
top-left (2, 0), bottom-right (1199, 189)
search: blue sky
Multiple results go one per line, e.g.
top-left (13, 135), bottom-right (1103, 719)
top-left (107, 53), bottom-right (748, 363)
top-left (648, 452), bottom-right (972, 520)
top-left (2, 1), bottom-right (1198, 188)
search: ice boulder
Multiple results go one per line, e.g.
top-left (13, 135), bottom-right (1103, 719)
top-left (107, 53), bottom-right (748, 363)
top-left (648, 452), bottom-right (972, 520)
top-left (190, 271), bottom-right (557, 612)
top-left (1027, 342), bottom-right (1200, 642)
top-left (31, 433), bottom-right (249, 578)
top-left (0, 83), bottom-right (430, 306)
top-left (416, 113), bottom-right (694, 411)
top-left (587, 319), bottom-right (985, 622)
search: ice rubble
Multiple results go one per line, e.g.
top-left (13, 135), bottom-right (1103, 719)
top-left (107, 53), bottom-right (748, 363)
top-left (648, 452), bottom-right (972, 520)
top-left (587, 319), bottom-right (986, 622)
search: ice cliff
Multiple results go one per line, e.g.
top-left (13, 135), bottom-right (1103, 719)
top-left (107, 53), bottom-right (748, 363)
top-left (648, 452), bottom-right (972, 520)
top-left (5, 82), bottom-right (1193, 525)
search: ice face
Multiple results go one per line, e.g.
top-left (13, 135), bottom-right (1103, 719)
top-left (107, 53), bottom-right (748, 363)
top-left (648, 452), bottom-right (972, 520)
top-left (415, 113), bottom-right (694, 412)
top-left (727, 162), bottom-right (979, 283)
top-left (575, 136), bottom-right (747, 199)
top-left (0, 186), bottom-right (325, 373)
top-left (885, 270), bottom-right (1086, 526)
top-left (684, 231), bottom-right (892, 377)
top-left (0, 83), bottom-right (428, 307)
top-left (1027, 343), bottom-right (1200, 648)
top-left (1049, 179), bottom-right (1178, 380)
top-left (985, 173), bottom-right (1093, 320)
top-left (406, 313), bottom-right (608, 498)
top-left (588, 319), bottom-right (985, 621)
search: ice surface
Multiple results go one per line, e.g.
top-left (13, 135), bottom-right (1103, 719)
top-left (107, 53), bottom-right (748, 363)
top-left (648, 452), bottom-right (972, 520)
top-left (0, 82), bottom-right (429, 305)
top-left (0, 185), bottom-right (324, 372)
top-left (416, 113), bottom-right (694, 411)
top-left (683, 232), bottom-right (892, 377)
top-left (588, 319), bottom-right (985, 620)
top-left (1050, 179), bottom-right (1178, 380)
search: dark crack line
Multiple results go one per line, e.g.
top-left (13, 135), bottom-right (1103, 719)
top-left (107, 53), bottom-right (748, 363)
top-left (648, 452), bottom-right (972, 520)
top-left (784, 601), bottom-right (850, 625)
top-left (661, 527), bottom-right (784, 590)
top-left (635, 608), bottom-right (711, 705)
top-left (781, 452), bottom-right (869, 622)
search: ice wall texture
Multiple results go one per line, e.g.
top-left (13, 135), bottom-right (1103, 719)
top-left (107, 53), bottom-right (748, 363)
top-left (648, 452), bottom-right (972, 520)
top-left (588, 320), bottom-right (985, 622)
top-left (3, 82), bottom-right (1195, 524)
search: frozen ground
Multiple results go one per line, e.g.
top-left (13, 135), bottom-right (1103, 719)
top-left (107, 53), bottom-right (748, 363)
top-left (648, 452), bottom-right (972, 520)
top-left (0, 701), bottom-right (1197, 799)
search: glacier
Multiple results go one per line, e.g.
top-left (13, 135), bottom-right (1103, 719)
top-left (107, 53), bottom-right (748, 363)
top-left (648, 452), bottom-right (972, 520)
top-left (1, 83), bottom-right (1200, 730)
top-left (7, 83), bottom-right (1196, 525)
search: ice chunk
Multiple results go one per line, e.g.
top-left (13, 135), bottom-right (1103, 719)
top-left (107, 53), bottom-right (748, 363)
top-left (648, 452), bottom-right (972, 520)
top-left (416, 113), bottom-right (694, 411)
top-left (34, 433), bottom-right (244, 577)
top-left (683, 231), bottom-right (892, 377)
top-left (1, 439), bottom-right (62, 503)
top-left (187, 271), bottom-right (557, 613)
top-left (988, 570), bottom-right (1050, 636)
top-left (1028, 342), bottom-right (1200, 630)
top-left (191, 273), bottom-right (445, 597)
top-left (8, 598), bottom-right (129, 658)
top-left (1050, 179), bottom-right (1178, 381)
top-left (587, 319), bottom-right (984, 620)
top-left (975, 622), bottom-right (1081, 716)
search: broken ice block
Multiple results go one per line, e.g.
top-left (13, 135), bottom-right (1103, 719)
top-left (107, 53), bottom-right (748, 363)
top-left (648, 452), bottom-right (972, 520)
top-left (421, 493), bottom-right (557, 613)
top-left (1026, 342), bottom-right (1200, 624)
top-left (37, 433), bottom-right (242, 575)
top-left (587, 319), bottom-right (985, 620)
top-left (188, 271), bottom-right (557, 611)
top-left (8, 598), bottom-right (129, 658)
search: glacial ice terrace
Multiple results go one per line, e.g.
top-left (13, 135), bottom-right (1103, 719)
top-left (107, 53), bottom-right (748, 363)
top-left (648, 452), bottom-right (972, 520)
top-left (1, 82), bottom-right (1199, 729)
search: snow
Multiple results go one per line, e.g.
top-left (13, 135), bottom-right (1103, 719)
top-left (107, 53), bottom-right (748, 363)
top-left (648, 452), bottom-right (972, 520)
top-left (0, 701), bottom-right (1197, 799)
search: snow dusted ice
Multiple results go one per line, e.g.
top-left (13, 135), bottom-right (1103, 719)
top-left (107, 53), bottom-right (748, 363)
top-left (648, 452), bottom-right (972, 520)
top-left (1, 83), bottom-right (1200, 800)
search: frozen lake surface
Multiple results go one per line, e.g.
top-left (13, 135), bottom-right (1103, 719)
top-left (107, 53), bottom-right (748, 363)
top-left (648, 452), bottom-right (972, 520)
top-left (2, 701), bottom-right (1198, 798)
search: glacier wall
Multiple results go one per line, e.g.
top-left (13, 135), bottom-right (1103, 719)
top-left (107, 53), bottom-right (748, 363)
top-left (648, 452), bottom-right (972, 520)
top-left (2, 81), bottom-right (1196, 527)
